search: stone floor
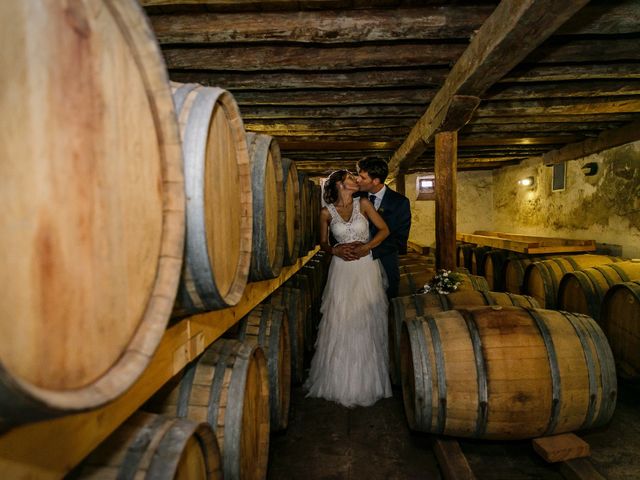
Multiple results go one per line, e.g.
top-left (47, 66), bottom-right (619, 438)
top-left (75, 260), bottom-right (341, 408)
top-left (268, 382), bottom-right (640, 480)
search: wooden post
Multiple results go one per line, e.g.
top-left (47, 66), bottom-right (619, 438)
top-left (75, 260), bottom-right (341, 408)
top-left (396, 170), bottom-right (406, 195)
top-left (435, 131), bottom-right (457, 271)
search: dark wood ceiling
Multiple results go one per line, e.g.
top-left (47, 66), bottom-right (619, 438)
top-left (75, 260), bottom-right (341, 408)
top-left (142, 0), bottom-right (640, 177)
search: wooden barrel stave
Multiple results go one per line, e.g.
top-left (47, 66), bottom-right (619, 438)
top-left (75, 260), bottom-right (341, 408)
top-left (286, 274), bottom-right (316, 354)
top-left (0, 0), bottom-right (185, 426)
top-left (400, 306), bottom-right (617, 440)
top-left (237, 305), bottom-right (291, 431)
top-left (154, 339), bottom-right (270, 480)
top-left (269, 287), bottom-right (305, 385)
top-left (504, 255), bottom-right (539, 294)
top-left (246, 133), bottom-right (285, 281)
top-left (523, 255), bottom-right (621, 309)
top-left (389, 291), bottom-right (539, 386)
top-left (456, 243), bottom-right (474, 271)
top-left (600, 281), bottom-right (640, 378)
top-left (281, 158), bottom-right (300, 266)
top-left (558, 261), bottom-right (640, 320)
top-left (482, 249), bottom-right (514, 292)
top-left (74, 411), bottom-right (222, 480)
top-left (172, 83), bottom-right (252, 315)
top-left (471, 246), bottom-right (493, 275)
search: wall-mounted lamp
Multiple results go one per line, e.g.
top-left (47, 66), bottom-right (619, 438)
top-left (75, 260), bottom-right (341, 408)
top-left (582, 162), bottom-right (599, 177)
top-left (517, 176), bottom-right (535, 187)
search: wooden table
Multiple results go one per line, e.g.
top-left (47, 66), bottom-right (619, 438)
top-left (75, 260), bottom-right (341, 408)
top-left (457, 231), bottom-right (596, 255)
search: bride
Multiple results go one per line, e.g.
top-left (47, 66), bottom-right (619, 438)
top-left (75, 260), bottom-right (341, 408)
top-left (304, 170), bottom-right (392, 408)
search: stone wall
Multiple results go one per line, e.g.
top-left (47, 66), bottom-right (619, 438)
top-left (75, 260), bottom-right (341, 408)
top-left (404, 170), bottom-right (493, 249)
top-left (492, 140), bottom-right (640, 258)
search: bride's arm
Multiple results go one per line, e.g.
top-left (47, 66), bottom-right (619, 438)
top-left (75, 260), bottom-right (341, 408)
top-left (319, 207), bottom-right (333, 254)
top-left (355, 198), bottom-right (390, 257)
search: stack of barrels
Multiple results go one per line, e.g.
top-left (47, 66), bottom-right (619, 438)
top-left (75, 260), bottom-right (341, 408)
top-left (3, 1), bottom-right (325, 478)
top-left (398, 246), bottom-right (625, 440)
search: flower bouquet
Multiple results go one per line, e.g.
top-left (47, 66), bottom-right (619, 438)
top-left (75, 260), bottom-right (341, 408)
top-left (419, 269), bottom-right (462, 295)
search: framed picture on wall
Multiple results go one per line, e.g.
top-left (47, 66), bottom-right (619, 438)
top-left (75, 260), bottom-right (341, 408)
top-left (552, 162), bottom-right (566, 192)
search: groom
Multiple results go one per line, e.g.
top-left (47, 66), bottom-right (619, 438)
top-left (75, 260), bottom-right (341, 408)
top-left (353, 157), bottom-right (411, 298)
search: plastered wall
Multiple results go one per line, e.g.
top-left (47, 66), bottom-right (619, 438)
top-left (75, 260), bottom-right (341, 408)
top-left (492, 140), bottom-right (640, 259)
top-left (405, 140), bottom-right (640, 258)
top-left (405, 170), bottom-right (494, 249)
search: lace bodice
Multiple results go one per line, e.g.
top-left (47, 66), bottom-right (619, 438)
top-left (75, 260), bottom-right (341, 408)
top-left (327, 198), bottom-right (370, 244)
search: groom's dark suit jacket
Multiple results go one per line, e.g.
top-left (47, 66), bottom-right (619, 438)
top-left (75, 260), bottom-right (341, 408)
top-left (367, 188), bottom-right (411, 298)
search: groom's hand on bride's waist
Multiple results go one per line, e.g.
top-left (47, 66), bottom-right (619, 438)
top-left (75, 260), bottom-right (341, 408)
top-left (352, 243), bottom-right (371, 259)
top-left (333, 242), bottom-right (362, 261)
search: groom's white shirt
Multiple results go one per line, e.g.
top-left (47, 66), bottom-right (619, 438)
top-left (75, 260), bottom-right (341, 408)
top-left (369, 185), bottom-right (387, 210)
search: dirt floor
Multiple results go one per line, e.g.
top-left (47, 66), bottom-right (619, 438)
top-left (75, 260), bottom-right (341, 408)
top-left (268, 382), bottom-right (640, 480)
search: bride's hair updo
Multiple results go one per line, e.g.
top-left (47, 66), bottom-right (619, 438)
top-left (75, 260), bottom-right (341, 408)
top-left (323, 170), bottom-right (349, 205)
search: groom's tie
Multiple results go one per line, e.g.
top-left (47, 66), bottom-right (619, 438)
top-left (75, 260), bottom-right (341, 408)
top-left (369, 194), bottom-right (377, 209)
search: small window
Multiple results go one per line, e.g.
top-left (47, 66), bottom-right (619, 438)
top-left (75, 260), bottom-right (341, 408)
top-left (552, 162), bottom-right (566, 192)
top-left (416, 174), bottom-right (435, 200)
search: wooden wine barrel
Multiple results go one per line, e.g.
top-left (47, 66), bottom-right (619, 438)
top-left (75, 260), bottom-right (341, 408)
top-left (400, 306), bottom-right (617, 440)
top-left (172, 82), bottom-right (252, 315)
top-left (456, 243), bottom-right (474, 271)
top-left (75, 412), bottom-right (222, 480)
top-left (482, 249), bottom-right (513, 292)
top-left (399, 263), bottom-right (434, 274)
top-left (558, 261), bottom-right (640, 321)
top-left (398, 271), bottom-right (489, 297)
top-left (155, 339), bottom-right (270, 480)
top-left (237, 305), bottom-right (291, 431)
top-left (0, 0), bottom-right (185, 426)
top-left (398, 269), bottom-right (434, 297)
top-left (281, 158), bottom-right (301, 266)
top-left (524, 255), bottom-right (622, 309)
top-left (310, 183), bottom-right (322, 246)
top-left (269, 287), bottom-right (305, 384)
top-left (399, 253), bottom-right (434, 267)
top-left (246, 133), bottom-right (285, 281)
top-left (388, 291), bottom-right (539, 385)
top-left (287, 273), bottom-right (317, 353)
top-left (504, 254), bottom-right (546, 294)
top-left (601, 281), bottom-right (640, 378)
top-left (471, 245), bottom-right (493, 275)
top-left (296, 173), bottom-right (310, 257)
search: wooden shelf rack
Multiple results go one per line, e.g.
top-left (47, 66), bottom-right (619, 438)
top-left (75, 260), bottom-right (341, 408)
top-left (457, 231), bottom-right (596, 255)
top-left (0, 247), bottom-right (319, 479)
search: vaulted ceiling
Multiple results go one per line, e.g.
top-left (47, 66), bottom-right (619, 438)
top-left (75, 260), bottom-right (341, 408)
top-left (142, 0), bottom-right (640, 177)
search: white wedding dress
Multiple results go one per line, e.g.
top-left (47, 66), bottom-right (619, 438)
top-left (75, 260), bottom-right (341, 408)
top-left (304, 198), bottom-right (392, 407)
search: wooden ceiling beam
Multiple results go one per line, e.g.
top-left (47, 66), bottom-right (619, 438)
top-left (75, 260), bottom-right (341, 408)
top-left (470, 114), bottom-right (640, 124)
top-left (558, 0), bottom-right (640, 35)
top-left (239, 105), bottom-right (425, 119)
top-left (524, 38), bottom-right (640, 64)
top-left (233, 88), bottom-right (433, 106)
top-left (248, 128), bottom-right (410, 137)
top-left (169, 68), bottom-right (449, 90)
top-left (162, 38), bottom-right (637, 71)
top-left (244, 118), bottom-right (417, 130)
top-left (168, 63), bottom-right (640, 91)
top-left (162, 43), bottom-right (464, 71)
top-left (462, 122), bottom-right (625, 134)
top-left (500, 63), bottom-right (640, 83)
top-left (486, 80), bottom-right (640, 101)
top-left (279, 140), bottom-right (400, 151)
top-left (476, 96), bottom-right (640, 116)
top-left (150, 7), bottom-right (494, 44)
top-left (142, 0), bottom-right (399, 9)
top-left (540, 120), bottom-right (640, 165)
top-left (388, 0), bottom-right (590, 179)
